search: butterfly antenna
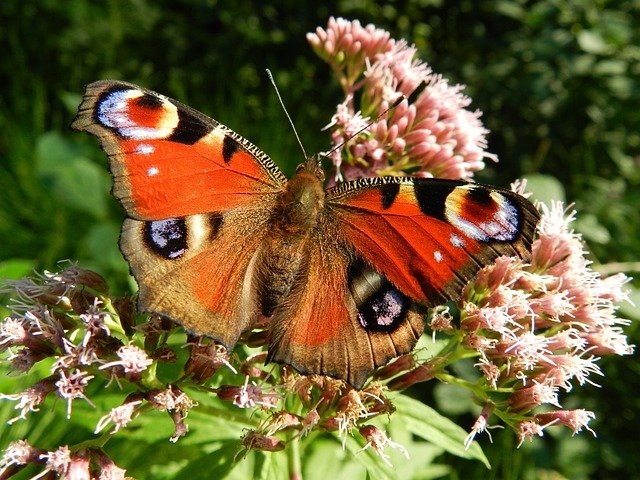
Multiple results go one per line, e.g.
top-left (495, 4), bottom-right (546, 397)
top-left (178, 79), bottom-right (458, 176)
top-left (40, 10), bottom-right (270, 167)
top-left (324, 94), bottom-right (405, 159)
top-left (266, 69), bottom-right (308, 159)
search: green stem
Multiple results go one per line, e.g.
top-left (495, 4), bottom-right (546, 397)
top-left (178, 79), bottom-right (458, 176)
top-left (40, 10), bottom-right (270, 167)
top-left (287, 432), bottom-right (302, 480)
top-left (72, 430), bottom-right (113, 451)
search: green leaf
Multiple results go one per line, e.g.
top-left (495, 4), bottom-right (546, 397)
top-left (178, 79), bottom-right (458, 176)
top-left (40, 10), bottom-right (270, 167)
top-left (577, 30), bottom-right (611, 55)
top-left (573, 213), bottom-right (611, 244)
top-left (81, 222), bottom-right (126, 271)
top-left (303, 435), bottom-right (367, 480)
top-left (391, 394), bottom-right (490, 468)
top-left (434, 382), bottom-right (476, 416)
top-left (343, 434), bottom-right (396, 480)
top-left (35, 131), bottom-right (110, 218)
top-left (170, 441), bottom-right (241, 479)
top-left (523, 173), bottom-right (566, 205)
top-left (253, 450), bottom-right (289, 480)
top-left (0, 258), bottom-right (33, 279)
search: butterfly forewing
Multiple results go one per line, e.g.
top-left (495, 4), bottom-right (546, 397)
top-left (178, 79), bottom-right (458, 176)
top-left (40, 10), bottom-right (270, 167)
top-left (328, 177), bottom-right (540, 306)
top-left (72, 80), bottom-right (287, 220)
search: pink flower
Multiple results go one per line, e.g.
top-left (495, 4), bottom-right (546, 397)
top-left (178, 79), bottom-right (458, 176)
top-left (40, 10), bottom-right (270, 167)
top-left (0, 440), bottom-right (42, 473)
top-left (95, 397), bottom-right (143, 434)
top-left (94, 451), bottom-right (127, 480)
top-left (535, 409), bottom-right (596, 436)
top-left (442, 198), bottom-right (633, 440)
top-left (66, 449), bottom-right (91, 480)
top-left (464, 403), bottom-right (502, 448)
top-left (264, 411), bottom-right (301, 436)
top-left (217, 376), bottom-right (280, 409)
top-left (241, 431), bottom-right (285, 452)
top-left (38, 445), bottom-right (72, 478)
top-left (79, 299), bottom-right (111, 347)
top-left (508, 381), bottom-right (561, 413)
top-left (516, 420), bottom-right (548, 447)
top-left (184, 337), bottom-right (235, 383)
top-left (0, 316), bottom-right (31, 350)
top-left (1, 377), bottom-right (57, 423)
top-left (99, 344), bottom-right (153, 382)
top-left (387, 359), bottom-right (439, 391)
top-left (146, 386), bottom-right (195, 443)
top-left (307, 17), bottom-right (394, 91)
top-left (358, 425), bottom-right (409, 467)
top-left (299, 409), bottom-right (321, 437)
top-left (55, 368), bottom-right (95, 418)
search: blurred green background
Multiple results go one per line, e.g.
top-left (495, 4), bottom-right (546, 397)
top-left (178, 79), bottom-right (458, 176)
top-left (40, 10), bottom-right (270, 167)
top-left (1, 1), bottom-right (638, 479)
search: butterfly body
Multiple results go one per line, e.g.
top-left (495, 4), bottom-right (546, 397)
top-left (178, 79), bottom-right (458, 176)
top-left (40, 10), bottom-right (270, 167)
top-left (72, 80), bottom-right (540, 388)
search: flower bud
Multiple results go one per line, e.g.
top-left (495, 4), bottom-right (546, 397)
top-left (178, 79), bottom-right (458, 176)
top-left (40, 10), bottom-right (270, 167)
top-left (242, 431), bottom-right (285, 452)
top-left (387, 361), bottom-right (438, 391)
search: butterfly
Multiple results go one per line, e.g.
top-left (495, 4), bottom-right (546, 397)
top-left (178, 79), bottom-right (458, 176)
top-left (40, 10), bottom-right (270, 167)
top-left (72, 80), bottom-right (540, 388)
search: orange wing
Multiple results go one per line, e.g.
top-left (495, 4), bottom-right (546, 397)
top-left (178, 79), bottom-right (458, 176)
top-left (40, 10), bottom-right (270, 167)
top-left (119, 208), bottom-right (272, 349)
top-left (72, 80), bottom-right (286, 220)
top-left (267, 224), bottom-right (426, 388)
top-left (327, 177), bottom-right (540, 306)
top-left (268, 177), bottom-right (538, 388)
top-left (72, 81), bottom-right (285, 347)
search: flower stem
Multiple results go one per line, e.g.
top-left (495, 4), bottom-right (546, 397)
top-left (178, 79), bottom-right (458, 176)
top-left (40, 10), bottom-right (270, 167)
top-left (287, 432), bottom-right (302, 480)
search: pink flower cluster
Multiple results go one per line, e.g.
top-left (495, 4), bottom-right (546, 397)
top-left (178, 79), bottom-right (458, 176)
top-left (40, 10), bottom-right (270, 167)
top-left (0, 265), bottom-right (409, 474)
top-left (308, 17), bottom-right (496, 182)
top-left (389, 196), bottom-right (633, 446)
top-left (0, 441), bottom-right (125, 480)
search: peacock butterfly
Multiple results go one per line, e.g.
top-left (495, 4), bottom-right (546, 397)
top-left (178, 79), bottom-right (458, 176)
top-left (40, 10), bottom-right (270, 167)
top-left (72, 80), bottom-right (540, 388)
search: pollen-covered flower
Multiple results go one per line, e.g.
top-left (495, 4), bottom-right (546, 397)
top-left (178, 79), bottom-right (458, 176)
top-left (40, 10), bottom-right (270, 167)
top-left (217, 376), bottom-right (280, 409)
top-left (0, 316), bottom-right (32, 350)
top-left (0, 440), bottom-right (42, 475)
top-left (39, 445), bottom-right (73, 478)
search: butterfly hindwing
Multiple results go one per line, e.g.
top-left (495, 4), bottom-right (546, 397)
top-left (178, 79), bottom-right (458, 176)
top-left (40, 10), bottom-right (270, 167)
top-left (120, 206), bottom-right (275, 348)
top-left (267, 225), bottom-right (426, 388)
top-left (328, 177), bottom-right (540, 306)
top-left (72, 80), bottom-right (287, 220)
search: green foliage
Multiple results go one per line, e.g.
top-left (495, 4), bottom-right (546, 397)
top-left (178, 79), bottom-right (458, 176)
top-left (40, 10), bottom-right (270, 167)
top-left (0, 1), bottom-right (638, 479)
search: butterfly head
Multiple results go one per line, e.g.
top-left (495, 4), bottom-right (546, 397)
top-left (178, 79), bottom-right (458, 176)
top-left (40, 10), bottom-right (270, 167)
top-left (295, 155), bottom-right (325, 182)
top-left (277, 156), bottom-right (326, 232)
